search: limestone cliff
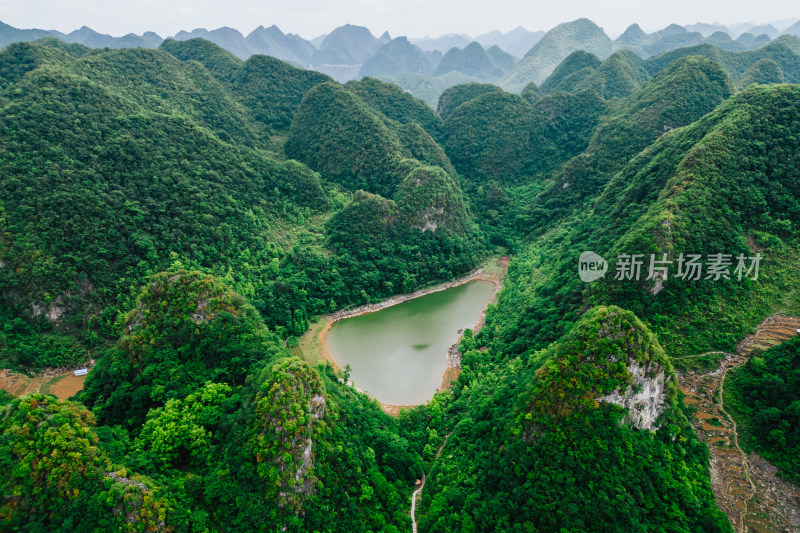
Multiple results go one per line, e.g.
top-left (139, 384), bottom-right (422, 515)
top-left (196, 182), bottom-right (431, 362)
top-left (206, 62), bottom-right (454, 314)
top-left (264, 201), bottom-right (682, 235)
top-left (524, 306), bottom-right (676, 430)
top-left (600, 360), bottom-right (667, 430)
top-left (253, 359), bottom-right (327, 513)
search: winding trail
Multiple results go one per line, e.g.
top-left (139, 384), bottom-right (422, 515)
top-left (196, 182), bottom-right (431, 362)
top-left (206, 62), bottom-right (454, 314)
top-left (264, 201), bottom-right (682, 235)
top-left (411, 432), bottom-right (452, 533)
top-left (672, 350), bottom-right (727, 361)
top-left (410, 477), bottom-right (423, 533)
top-left (716, 359), bottom-right (757, 510)
top-left (678, 315), bottom-right (800, 532)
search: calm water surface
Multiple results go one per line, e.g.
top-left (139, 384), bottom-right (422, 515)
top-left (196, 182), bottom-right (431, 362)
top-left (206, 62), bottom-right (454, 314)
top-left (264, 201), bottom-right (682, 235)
top-left (326, 281), bottom-right (495, 405)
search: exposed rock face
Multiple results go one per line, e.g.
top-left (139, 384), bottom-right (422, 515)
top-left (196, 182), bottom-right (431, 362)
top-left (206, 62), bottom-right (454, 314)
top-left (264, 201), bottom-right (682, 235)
top-left (31, 293), bottom-right (69, 323)
top-left (288, 393), bottom-right (327, 497)
top-left (601, 360), bottom-right (666, 430)
top-left (254, 360), bottom-right (327, 514)
top-left (415, 206), bottom-right (445, 232)
top-left (522, 306), bottom-right (676, 431)
top-left (395, 165), bottom-right (467, 234)
top-left (647, 219), bottom-right (674, 296)
top-left (27, 278), bottom-right (95, 326)
top-left (104, 472), bottom-right (168, 531)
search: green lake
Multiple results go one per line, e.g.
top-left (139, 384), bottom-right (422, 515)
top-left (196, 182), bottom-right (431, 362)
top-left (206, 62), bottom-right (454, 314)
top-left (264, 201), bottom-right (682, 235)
top-left (325, 280), bottom-right (496, 405)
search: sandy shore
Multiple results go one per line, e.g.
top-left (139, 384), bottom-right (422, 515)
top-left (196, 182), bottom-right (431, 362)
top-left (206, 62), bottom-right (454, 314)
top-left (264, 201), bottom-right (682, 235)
top-left (309, 256), bottom-right (508, 415)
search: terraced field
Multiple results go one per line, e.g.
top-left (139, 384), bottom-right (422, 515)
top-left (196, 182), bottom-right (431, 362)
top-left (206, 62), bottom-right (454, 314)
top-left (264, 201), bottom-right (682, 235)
top-left (0, 369), bottom-right (86, 400)
top-left (679, 315), bottom-right (800, 532)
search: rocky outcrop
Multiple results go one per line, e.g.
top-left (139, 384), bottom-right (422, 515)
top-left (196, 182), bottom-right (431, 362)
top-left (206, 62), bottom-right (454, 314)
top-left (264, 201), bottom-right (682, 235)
top-left (254, 359), bottom-right (327, 513)
top-left (26, 278), bottom-right (95, 326)
top-left (30, 293), bottom-right (70, 323)
top-left (522, 306), bottom-right (676, 430)
top-left (601, 360), bottom-right (667, 430)
top-left (285, 393), bottom-right (326, 501)
top-left (104, 471), bottom-right (168, 531)
top-left (395, 165), bottom-right (468, 234)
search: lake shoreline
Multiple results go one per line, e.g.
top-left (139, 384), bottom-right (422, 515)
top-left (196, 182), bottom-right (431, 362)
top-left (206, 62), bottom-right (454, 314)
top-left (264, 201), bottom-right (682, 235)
top-left (312, 256), bottom-right (508, 415)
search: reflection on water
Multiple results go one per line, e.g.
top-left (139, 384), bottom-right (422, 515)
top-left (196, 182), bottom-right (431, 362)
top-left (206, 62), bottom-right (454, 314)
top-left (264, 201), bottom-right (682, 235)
top-left (326, 281), bottom-right (495, 405)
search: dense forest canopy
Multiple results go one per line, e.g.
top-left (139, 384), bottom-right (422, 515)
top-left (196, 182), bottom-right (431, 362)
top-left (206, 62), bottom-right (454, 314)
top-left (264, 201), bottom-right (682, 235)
top-left (1, 23), bottom-right (799, 531)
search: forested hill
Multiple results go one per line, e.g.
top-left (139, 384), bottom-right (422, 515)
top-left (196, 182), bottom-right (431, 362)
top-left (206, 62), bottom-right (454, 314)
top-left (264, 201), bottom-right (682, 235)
top-left (0, 38), bottom-right (482, 368)
top-left (1, 29), bottom-right (800, 531)
top-left (0, 37), bottom-right (482, 531)
top-left (416, 41), bottom-right (800, 530)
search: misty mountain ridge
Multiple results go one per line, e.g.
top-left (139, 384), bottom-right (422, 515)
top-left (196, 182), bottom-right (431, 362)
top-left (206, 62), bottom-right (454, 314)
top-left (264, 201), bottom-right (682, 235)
top-left (1, 17), bottom-right (799, 102)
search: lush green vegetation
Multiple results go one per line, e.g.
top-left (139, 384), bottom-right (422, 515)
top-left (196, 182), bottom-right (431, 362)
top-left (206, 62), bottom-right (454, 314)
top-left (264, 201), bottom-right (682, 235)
top-left (528, 55), bottom-right (734, 230)
top-left (643, 37), bottom-right (800, 83)
top-left (435, 82), bottom-right (502, 119)
top-left (0, 39), bottom-right (483, 370)
top-left (346, 77), bottom-right (444, 140)
top-left (73, 270), bottom-right (432, 531)
top-left (442, 88), bottom-right (605, 187)
top-left (78, 270), bottom-right (282, 428)
top-left (539, 49), bottom-right (601, 92)
top-left (542, 50), bottom-right (650, 99)
top-left (418, 307), bottom-right (730, 532)
top-left (433, 42), bottom-right (506, 79)
top-left (0, 394), bottom-right (170, 532)
top-left (502, 22), bottom-right (800, 93)
top-left (737, 57), bottom-right (785, 88)
top-left (3, 28), bottom-right (800, 531)
top-left (0, 38), bottom-right (481, 530)
top-left (726, 336), bottom-right (800, 481)
top-left (483, 85), bottom-right (800, 363)
top-left (501, 18), bottom-right (614, 90)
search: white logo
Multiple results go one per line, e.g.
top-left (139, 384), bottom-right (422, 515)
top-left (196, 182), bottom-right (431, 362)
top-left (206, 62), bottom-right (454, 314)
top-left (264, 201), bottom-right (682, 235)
top-left (579, 251), bottom-right (608, 283)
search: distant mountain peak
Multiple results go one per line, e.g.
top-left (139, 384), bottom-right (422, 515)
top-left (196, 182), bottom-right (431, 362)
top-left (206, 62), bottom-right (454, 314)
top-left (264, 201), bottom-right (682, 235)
top-left (213, 26), bottom-right (245, 37)
top-left (617, 23), bottom-right (647, 45)
top-left (70, 26), bottom-right (102, 36)
top-left (658, 23), bottom-right (688, 36)
top-left (320, 24), bottom-right (377, 49)
top-left (500, 18), bottom-right (612, 90)
top-left (335, 23), bottom-right (372, 34)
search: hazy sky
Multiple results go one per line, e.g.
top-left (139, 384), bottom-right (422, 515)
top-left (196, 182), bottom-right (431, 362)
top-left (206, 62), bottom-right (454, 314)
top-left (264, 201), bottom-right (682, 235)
top-left (0, 0), bottom-right (797, 39)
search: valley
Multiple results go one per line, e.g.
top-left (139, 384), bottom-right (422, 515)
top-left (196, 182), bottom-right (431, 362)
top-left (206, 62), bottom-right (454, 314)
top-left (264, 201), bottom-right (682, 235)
top-left (1, 11), bottom-right (799, 532)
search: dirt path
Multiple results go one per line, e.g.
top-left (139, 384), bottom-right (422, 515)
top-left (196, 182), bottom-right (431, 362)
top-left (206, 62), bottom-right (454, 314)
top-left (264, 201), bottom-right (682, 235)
top-left (411, 432), bottom-right (452, 533)
top-left (672, 350), bottom-right (727, 360)
top-left (679, 315), bottom-right (800, 532)
top-left (411, 477), bottom-right (423, 533)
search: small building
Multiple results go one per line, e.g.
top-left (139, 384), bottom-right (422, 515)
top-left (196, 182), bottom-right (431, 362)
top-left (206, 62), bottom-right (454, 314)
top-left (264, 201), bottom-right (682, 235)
top-left (74, 368), bottom-right (88, 376)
